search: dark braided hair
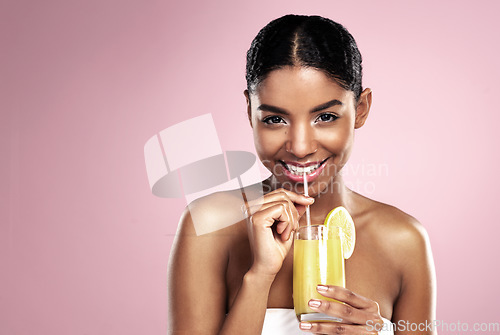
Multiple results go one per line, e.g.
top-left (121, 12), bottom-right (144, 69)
top-left (246, 15), bottom-right (363, 100)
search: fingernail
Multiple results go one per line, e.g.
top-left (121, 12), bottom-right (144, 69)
top-left (308, 299), bottom-right (321, 308)
top-left (300, 322), bottom-right (312, 330)
top-left (317, 285), bottom-right (328, 292)
top-left (306, 197), bottom-right (314, 203)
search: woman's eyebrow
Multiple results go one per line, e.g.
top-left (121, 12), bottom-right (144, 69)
top-left (310, 99), bottom-right (343, 113)
top-left (257, 104), bottom-right (289, 115)
top-left (258, 99), bottom-right (343, 115)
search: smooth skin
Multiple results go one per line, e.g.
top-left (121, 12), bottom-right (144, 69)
top-left (168, 66), bottom-right (436, 334)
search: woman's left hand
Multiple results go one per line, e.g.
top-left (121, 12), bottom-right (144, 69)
top-left (299, 285), bottom-right (385, 334)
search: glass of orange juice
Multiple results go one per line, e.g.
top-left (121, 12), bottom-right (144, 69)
top-left (293, 224), bottom-right (345, 322)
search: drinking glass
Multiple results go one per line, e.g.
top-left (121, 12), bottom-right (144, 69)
top-left (293, 225), bottom-right (345, 322)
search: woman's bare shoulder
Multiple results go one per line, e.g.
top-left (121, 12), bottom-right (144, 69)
top-left (175, 183), bottom-right (265, 239)
top-left (169, 187), bottom-right (254, 282)
top-left (352, 192), bottom-right (431, 258)
top-left (350, 193), bottom-right (436, 320)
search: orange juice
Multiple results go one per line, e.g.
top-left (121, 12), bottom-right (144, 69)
top-left (293, 225), bottom-right (345, 322)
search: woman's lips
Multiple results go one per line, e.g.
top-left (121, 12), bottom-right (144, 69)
top-left (280, 158), bottom-right (329, 183)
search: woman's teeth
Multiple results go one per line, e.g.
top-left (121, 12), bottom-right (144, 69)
top-left (285, 163), bottom-right (321, 175)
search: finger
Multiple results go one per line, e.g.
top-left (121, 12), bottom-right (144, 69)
top-left (299, 321), bottom-right (379, 335)
top-left (248, 199), bottom-right (298, 239)
top-left (307, 299), bottom-right (383, 327)
top-left (246, 189), bottom-right (312, 221)
top-left (279, 198), bottom-right (300, 240)
top-left (261, 188), bottom-right (314, 207)
top-left (250, 203), bottom-right (289, 230)
top-left (275, 204), bottom-right (297, 241)
top-left (295, 203), bottom-right (307, 219)
top-left (250, 200), bottom-right (295, 223)
top-left (245, 194), bottom-right (294, 217)
top-left (316, 285), bottom-right (380, 312)
top-left (267, 190), bottom-right (311, 229)
top-left (279, 213), bottom-right (295, 241)
top-left (247, 200), bottom-right (291, 218)
top-left (271, 188), bottom-right (315, 206)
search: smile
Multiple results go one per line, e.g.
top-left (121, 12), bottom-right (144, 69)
top-left (279, 158), bottom-right (329, 182)
top-left (282, 161), bottom-right (322, 175)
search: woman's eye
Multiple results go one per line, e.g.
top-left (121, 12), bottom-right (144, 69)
top-left (316, 113), bottom-right (338, 123)
top-left (263, 116), bottom-right (285, 124)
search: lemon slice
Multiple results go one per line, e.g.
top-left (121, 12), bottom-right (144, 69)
top-left (324, 206), bottom-right (356, 259)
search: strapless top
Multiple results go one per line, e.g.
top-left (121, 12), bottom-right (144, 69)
top-left (262, 308), bottom-right (394, 335)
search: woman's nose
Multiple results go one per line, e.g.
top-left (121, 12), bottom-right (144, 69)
top-left (285, 123), bottom-right (318, 158)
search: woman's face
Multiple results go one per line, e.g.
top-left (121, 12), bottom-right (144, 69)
top-left (246, 66), bottom-right (371, 197)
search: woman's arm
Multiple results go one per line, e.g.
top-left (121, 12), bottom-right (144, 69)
top-left (218, 270), bottom-right (276, 334)
top-left (391, 221), bottom-right (437, 335)
top-left (167, 209), bottom-right (230, 334)
top-left (168, 208), bottom-right (276, 335)
top-left (168, 190), bottom-right (313, 334)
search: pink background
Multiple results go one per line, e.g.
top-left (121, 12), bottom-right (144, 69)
top-left (2, 0), bottom-right (500, 334)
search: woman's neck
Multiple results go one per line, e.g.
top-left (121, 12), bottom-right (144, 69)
top-left (306, 175), bottom-right (352, 226)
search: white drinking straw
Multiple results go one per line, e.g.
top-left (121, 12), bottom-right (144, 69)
top-left (303, 171), bottom-right (311, 226)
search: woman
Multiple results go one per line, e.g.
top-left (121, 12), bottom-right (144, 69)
top-left (168, 15), bottom-right (436, 334)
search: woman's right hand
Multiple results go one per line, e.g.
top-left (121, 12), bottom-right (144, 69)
top-left (245, 188), bottom-right (314, 278)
